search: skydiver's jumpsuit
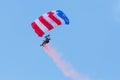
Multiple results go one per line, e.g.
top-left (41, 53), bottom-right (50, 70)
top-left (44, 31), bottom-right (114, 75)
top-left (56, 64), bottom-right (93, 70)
top-left (45, 38), bottom-right (51, 43)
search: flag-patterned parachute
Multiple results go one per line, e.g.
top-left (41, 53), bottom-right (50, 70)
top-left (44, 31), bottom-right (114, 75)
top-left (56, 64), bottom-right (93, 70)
top-left (31, 10), bottom-right (69, 37)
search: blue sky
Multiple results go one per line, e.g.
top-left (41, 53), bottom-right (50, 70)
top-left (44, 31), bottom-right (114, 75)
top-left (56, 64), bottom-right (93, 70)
top-left (0, 0), bottom-right (120, 80)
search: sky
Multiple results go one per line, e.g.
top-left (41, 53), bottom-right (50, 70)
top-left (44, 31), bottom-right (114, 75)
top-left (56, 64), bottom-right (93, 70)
top-left (0, 0), bottom-right (120, 80)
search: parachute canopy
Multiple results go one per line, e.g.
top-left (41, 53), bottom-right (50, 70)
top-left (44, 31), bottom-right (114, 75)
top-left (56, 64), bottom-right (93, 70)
top-left (31, 10), bottom-right (69, 37)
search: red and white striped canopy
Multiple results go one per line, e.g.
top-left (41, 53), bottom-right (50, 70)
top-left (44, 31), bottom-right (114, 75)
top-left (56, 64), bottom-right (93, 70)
top-left (31, 10), bottom-right (69, 37)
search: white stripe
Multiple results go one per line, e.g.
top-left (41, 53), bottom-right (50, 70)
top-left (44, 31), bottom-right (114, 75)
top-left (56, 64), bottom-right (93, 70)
top-left (53, 14), bottom-right (65, 24)
top-left (34, 19), bottom-right (49, 33)
top-left (43, 14), bottom-right (58, 28)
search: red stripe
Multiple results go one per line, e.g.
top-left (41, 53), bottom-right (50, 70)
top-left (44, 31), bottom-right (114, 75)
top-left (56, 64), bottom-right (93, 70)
top-left (48, 11), bottom-right (62, 25)
top-left (31, 22), bottom-right (44, 37)
top-left (47, 11), bottom-right (61, 25)
top-left (38, 16), bottom-right (54, 30)
top-left (47, 11), bottom-right (54, 15)
top-left (48, 14), bottom-right (62, 25)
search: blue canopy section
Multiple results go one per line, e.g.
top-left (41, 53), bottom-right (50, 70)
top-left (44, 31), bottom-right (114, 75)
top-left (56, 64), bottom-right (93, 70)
top-left (56, 10), bottom-right (70, 25)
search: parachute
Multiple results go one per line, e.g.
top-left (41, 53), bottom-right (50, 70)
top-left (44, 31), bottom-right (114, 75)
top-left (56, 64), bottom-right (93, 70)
top-left (31, 10), bottom-right (69, 37)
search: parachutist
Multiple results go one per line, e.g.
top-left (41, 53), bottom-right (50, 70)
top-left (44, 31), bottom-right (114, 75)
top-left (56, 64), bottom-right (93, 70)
top-left (31, 10), bottom-right (69, 46)
top-left (40, 35), bottom-right (51, 46)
